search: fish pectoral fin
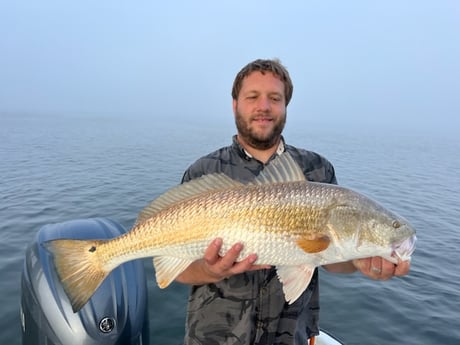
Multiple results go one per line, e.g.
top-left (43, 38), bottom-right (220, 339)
top-left (153, 257), bottom-right (194, 288)
top-left (276, 264), bottom-right (316, 304)
top-left (296, 235), bottom-right (330, 253)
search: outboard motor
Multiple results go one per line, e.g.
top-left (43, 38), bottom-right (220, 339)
top-left (20, 218), bottom-right (149, 345)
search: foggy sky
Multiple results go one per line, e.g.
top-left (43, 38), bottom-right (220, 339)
top-left (1, 0), bottom-right (459, 132)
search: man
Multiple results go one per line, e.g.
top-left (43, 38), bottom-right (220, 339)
top-left (176, 59), bottom-right (410, 344)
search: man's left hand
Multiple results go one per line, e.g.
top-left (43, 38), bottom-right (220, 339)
top-left (352, 256), bottom-right (411, 280)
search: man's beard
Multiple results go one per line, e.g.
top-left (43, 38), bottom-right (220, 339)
top-left (235, 110), bottom-right (286, 150)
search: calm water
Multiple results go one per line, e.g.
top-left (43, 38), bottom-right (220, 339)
top-left (1, 113), bottom-right (459, 344)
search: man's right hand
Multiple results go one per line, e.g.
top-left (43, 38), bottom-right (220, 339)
top-left (175, 238), bottom-right (271, 285)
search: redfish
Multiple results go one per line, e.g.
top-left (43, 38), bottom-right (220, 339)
top-left (46, 153), bottom-right (416, 312)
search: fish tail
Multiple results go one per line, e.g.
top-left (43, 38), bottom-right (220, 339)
top-left (46, 238), bottom-right (110, 312)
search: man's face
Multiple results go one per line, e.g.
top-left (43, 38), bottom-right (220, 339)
top-left (233, 71), bottom-right (287, 150)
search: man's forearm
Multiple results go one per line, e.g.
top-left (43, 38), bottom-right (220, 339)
top-left (322, 261), bottom-right (358, 273)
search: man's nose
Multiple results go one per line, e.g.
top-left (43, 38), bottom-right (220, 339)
top-left (256, 96), bottom-right (270, 111)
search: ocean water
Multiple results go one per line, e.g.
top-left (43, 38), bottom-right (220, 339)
top-left (1, 113), bottom-right (459, 344)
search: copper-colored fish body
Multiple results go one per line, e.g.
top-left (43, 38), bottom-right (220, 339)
top-left (47, 153), bottom-right (416, 312)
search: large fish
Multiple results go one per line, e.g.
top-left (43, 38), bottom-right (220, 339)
top-left (46, 153), bottom-right (416, 312)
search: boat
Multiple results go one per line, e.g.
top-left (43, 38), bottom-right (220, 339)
top-left (314, 330), bottom-right (343, 345)
top-left (20, 218), bottom-right (344, 345)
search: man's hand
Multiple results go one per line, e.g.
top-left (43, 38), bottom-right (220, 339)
top-left (175, 238), bottom-right (271, 285)
top-left (202, 238), bottom-right (271, 280)
top-left (352, 256), bottom-right (411, 280)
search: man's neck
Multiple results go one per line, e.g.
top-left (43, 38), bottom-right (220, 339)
top-left (236, 135), bottom-right (281, 164)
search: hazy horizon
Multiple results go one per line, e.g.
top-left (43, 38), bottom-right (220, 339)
top-left (1, 1), bottom-right (459, 133)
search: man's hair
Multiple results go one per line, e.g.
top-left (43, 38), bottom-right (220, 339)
top-left (231, 59), bottom-right (293, 105)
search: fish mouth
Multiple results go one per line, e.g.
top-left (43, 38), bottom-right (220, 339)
top-left (392, 235), bottom-right (417, 261)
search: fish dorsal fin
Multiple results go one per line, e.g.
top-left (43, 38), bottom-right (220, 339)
top-left (253, 153), bottom-right (306, 185)
top-left (136, 173), bottom-right (243, 224)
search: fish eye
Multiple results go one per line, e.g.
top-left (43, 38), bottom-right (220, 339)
top-left (392, 220), bottom-right (401, 229)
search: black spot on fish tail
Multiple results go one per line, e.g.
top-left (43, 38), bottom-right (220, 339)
top-left (46, 239), bottom-right (109, 312)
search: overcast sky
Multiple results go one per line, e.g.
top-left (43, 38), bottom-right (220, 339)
top-left (1, 1), bottom-right (459, 131)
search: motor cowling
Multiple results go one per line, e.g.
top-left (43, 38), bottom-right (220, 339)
top-left (20, 218), bottom-right (149, 345)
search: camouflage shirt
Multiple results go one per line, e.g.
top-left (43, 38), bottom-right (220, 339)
top-left (181, 136), bottom-right (337, 345)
